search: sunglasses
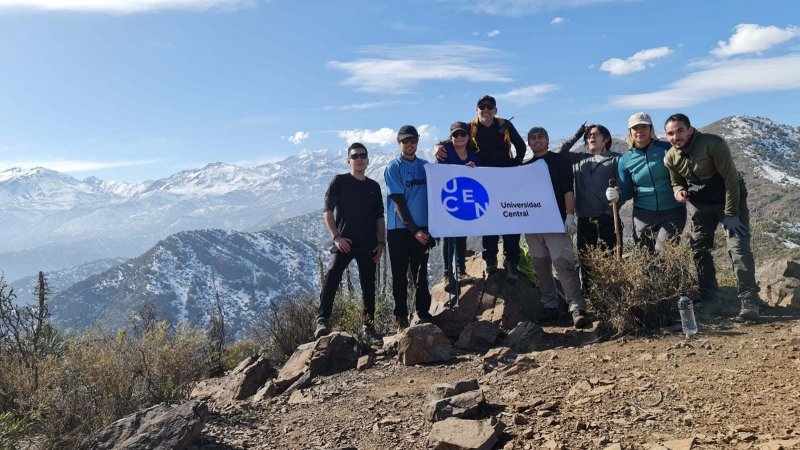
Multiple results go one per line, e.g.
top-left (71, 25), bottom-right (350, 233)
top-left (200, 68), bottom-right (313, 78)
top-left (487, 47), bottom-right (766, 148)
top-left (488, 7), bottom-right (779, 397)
top-left (478, 104), bottom-right (495, 111)
top-left (451, 130), bottom-right (468, 138)
top-left (349, 152), bottom-right (368, 160)
top-left (400, 137), bottom-right (419, 144)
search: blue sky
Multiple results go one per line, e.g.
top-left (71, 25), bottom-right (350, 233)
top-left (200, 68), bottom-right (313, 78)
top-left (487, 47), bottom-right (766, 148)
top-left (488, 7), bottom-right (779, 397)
top-left (0, 0), bottom-right (798, 182)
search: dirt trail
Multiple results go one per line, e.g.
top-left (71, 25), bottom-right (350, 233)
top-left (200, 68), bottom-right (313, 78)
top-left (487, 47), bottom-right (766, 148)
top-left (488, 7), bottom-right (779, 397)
top-left (200, 314), bottom-right (800, 450)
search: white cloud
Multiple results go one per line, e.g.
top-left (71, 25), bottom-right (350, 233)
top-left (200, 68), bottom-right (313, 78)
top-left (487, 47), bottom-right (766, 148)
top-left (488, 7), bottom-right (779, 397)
top-left (320, 100), bottom-right (417, 111)
top-left (487, 30), bottom-right (501, 37)
top-left (712, 24), bottom-right (800, 57)
top-left (337, 124), bottom-right (433, 147)
top-left (611, 53), bottom-right (800, 109)
top-left (287, 131), bottom-right (309, 145)
top-left (0, 159), bottom-right (160, 172)
top-left (468, 0), bottom-right (630, 16)
top-left (494, 84), bottom-right (559, 105)
top-left (550, 17), bottom-right (565, 25)
top-left (337, 128), bottom-right (397, 147)
top-left (600, 46), bottom-right (672, 75)
top-left (0, 0), bottom-right (253, 13)
top-left (328, 44), bottom-right (511, 93)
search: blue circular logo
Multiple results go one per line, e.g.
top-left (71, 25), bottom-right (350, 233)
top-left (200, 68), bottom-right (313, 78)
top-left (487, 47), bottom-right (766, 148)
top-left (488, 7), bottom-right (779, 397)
top-left (440, 177), bottom-right (489, 221)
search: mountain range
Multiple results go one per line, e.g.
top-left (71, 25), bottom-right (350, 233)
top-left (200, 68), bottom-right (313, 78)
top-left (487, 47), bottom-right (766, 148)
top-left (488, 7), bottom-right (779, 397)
top-left (1, 115), bottom-right (798, 337)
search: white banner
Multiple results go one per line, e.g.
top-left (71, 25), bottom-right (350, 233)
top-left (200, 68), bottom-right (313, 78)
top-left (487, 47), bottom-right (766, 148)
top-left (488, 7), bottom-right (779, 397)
top-left (424, 161), bottom-right (564, 238)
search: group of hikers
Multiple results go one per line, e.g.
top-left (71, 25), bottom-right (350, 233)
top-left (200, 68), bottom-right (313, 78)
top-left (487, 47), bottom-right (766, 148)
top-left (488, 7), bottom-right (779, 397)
top-left (315, 95), bottom-right (761, 342)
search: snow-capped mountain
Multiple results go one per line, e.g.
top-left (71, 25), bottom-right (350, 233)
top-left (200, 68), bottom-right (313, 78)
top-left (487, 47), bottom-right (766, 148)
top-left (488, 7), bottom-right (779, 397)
top-left (9, 257), bottom-right (128, 306)
top-left (49, 229), bottom-right (320, 339)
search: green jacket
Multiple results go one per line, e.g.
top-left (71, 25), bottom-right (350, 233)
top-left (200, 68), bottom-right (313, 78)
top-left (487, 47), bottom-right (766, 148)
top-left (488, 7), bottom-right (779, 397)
top-left (663, 131), bottom-right (741, 216)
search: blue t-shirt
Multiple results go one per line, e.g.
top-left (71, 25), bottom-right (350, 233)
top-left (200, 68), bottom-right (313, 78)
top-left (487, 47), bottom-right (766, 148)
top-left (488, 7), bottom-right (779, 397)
top-left (438, 142), bottom-right (481, 166)
top-left (384, 156), bottom-right (429, 230)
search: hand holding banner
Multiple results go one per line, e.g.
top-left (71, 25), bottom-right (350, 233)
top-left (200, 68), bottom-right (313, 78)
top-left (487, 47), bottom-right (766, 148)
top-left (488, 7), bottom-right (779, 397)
top-left (425, 161), bottom-right (564, 238)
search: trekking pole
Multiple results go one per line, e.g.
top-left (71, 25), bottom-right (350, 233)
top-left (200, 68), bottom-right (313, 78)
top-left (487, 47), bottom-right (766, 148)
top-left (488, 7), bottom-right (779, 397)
top-left (453, 240), bottom-right (460, 308)
top-left (608, 179), bottom-right (622, 260)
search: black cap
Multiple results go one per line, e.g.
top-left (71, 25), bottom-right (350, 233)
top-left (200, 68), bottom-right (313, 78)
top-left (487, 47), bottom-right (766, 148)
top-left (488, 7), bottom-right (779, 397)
top-left (450, 121), bottom-right (469, 135)
top-left (397, 125), bottom-right (419, 140)
top-left (477, 95), bottom-right (496, 107)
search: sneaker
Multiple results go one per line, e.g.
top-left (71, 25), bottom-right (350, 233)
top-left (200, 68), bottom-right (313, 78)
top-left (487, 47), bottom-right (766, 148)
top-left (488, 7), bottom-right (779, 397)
top-left (538, 307), bottom-right (560, 324)
top-left (571, 310), bottom-right (592, 329)
top-left (505, 264), bottom-right (519, 281)
top-left (314, 318), bottom-right (330, 339)
top-left (396, 315), bottom-right (410, 333)
top-left (362, 322), bottom-right (383, 345)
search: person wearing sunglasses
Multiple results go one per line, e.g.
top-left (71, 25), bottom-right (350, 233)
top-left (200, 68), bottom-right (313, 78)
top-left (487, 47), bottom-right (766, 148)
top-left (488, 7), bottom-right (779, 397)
top-left (315, 142), bottom-right (386, 341)
top-left (552, 123), bottom-right (624, 295)
top-left (384, 125), bottom-right (434, 331)
top-left (436, 121), bottom-right (480, 292)
top-left (436, 95), bottom-right (526, 280)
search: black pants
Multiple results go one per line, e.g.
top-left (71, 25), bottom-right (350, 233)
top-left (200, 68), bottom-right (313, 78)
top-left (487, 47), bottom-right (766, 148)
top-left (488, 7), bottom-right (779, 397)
top-left (576, 214), bottom-right (620, 294)
top-left (442, 237), bottom-right (467, 276)
top-left (482, 234), bottom-right (520, 266)
top-left (387, 228), bottom-right (431, 319)
top-left (318, 249), bottom-right (376, 321)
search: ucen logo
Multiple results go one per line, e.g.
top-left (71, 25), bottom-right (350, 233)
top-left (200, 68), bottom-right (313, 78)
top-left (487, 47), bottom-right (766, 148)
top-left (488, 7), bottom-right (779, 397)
top-left (440, 177), bottom-right (489, 221)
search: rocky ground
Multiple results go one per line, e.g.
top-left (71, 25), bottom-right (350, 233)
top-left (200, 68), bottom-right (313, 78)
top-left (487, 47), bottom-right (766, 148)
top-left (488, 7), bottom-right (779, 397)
top-left (198, 311), bottom-right (800, 450)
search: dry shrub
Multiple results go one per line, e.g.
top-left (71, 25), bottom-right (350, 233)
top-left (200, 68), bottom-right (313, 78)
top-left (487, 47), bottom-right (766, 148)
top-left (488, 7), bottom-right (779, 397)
top-left (251, 295), bottom-right (318, 364)
top-left (1, 320), bottom-right (212, 449)
top-left (584, 239), bottom-right (698, 336)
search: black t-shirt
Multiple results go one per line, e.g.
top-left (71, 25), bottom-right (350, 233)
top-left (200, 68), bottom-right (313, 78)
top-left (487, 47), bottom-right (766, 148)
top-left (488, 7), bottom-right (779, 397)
top-left (323, 174), bottom-right (384, 252)
top-left (532, 151), bottom-right (573, 221)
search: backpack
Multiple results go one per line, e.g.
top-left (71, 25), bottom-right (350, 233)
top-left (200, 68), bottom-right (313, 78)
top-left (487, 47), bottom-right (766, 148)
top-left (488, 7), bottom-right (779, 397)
top-left (469, 117), bottom-right (511, 154)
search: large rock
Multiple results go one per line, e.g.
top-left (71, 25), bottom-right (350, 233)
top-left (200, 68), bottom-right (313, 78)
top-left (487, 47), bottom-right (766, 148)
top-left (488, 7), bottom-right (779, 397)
top-left (429, 379), bottom-right (480, 401)
top-left (93, 401), bottom-right (207, 450)
top-left (757, 259), bottom-right (800, 309)
top-left (426, 389), bottom-right (485, 422)
top-left (430, 283), bottom-right (482, 338)
top-left (427, 417), bottom-right (505, 450)
top-left (189, 355), bottom-right (271, 405)
top-left (503, 321), bottom-right (545, 353)
top-left (270, 332), bottom-right (359, 396)
top-left (455, 320), bottom-right (501, 352)
top-left (397, 323), bottom-right (453, 366)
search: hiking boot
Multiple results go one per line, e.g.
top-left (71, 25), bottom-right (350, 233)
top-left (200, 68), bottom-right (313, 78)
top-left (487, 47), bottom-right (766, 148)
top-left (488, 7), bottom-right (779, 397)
top-left (505, 264), bottom-right (519, 281)
top-left (314, 318), bottom-right (330, 339)
top-left (417, 312), bottom-right (433, 324)
top-left (737, 300), bottom-right (760, 321)
top-left (538, 307), bottom-right (560, 324)
top-left (396, 315), bottom-right (410, 333)
top-left (571, 310), bottom-right (592, 329)
top-left (362, 322), bottom-right (382, 346)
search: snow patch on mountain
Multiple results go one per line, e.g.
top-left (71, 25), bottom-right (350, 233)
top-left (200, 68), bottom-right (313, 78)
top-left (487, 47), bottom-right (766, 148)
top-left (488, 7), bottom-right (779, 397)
top-left (722, 116), bottom-right (800, 187)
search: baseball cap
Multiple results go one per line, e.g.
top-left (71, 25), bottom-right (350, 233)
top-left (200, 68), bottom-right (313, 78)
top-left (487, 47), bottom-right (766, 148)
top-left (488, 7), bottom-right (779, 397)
top-left (397, 125), bottom-right (419, 140)
top-left (477, 95), bottom-right (496, 107)
top-left (450, 121), bottom-right (469, 135)
top-left (527, 126), bottom-right (549, 140)
top-left (628, 112), bottom-right (653, 128)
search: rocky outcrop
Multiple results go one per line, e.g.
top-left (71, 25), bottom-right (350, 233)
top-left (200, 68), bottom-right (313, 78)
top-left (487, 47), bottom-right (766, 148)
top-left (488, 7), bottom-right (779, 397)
top-left (455, 320), bottom-right (501, 352)
top-left (93, 401), bottom-right (207, 450)
top-left (258, 332), bottom-right (360, 399)
top-left (757, 259), bottom-right (800, 308)
top-left (191, 355), bottom-right (271, 405)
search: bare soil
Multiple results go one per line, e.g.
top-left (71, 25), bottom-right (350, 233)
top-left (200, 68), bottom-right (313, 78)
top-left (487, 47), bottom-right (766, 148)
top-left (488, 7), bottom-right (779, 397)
top-left (199, 312), bottom-right (800, 450)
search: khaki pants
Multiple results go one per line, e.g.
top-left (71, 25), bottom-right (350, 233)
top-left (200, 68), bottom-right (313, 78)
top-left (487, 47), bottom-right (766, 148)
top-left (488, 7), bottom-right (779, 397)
top-left (524, 233), bottom-right (585, 312)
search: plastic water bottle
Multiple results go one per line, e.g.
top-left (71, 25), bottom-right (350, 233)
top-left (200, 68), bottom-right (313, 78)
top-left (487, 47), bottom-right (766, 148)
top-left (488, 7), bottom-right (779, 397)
top-left (678, 295), bottom-right (698, 336)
